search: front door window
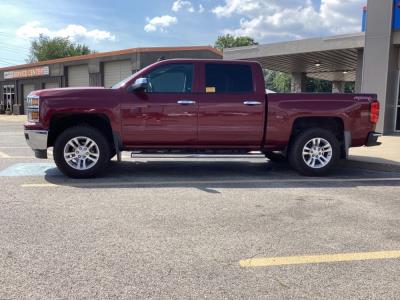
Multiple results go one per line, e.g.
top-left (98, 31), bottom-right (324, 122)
top-left (146, 64), bottom-right (194, 93)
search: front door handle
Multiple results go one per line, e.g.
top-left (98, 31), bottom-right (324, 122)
top-left (177, 100), bottom-right (196, 105)
top-left (243, 101), bottom-right (262, 106)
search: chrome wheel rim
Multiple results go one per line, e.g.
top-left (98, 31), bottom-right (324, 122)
top-left (63, 137), bottom-right (100, 171)
top-left (302, 138), bottom-right (333, 169)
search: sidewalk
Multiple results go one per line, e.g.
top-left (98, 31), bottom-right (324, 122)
top-left (348, 135), bottom-right (400, 172)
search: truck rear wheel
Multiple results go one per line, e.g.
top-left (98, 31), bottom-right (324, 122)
top-left (288, 128), bottom-right (340, 176)
top-left (54, 126), bottom-right (111, 178)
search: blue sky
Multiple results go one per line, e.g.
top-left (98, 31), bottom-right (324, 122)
top-left (0, 0), bottom-right (366, 67)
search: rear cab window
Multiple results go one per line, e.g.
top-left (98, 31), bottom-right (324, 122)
top-left (205, 63), bottom-right (254, 93)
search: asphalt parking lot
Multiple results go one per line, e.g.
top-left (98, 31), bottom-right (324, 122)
top-left (1, 118), bottom-right (400, 299)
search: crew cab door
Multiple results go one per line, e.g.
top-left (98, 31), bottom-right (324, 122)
top-left (121, 63), bottom-right (198, 146)
top-left (198, 62), bottom-right (266, 147)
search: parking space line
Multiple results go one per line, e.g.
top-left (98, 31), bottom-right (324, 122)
top-left (0, 156), bottom-right (34, 159)
top-left (0, 146), bottom-right (30, 149)
top-left (0, 151), bottom-right (11, 158)
top-left (22, 183), bottom-right (58, 187)
top-left (239, 250), bottom-right (400, 268)
top-left (0, 133), bottom-right (25, 136)
top-left (20, 177), bottom-right (400, 188)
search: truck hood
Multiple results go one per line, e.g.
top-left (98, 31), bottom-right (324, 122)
top-left (30, 87), bottom-right (120, 103)
top-left (32, 87), bottom-right (106, 97)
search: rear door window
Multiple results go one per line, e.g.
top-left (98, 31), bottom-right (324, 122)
top-left (205, 64), bottom-right (254, 93)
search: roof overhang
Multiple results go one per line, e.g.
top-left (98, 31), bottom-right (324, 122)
top-left (224, 32), bottom-right (365, 82)
top-left (0, 46), bottom-right (222, 72)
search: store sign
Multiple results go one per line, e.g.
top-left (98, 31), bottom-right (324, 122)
top-left (4, 66), bottom-right (50, 79)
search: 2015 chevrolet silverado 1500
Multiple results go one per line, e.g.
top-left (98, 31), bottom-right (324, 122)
top-left (24, 59), bottom-right (381, 178)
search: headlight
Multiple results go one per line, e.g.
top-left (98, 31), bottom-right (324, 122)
top-left (27, 95), bottom-right (40, 123)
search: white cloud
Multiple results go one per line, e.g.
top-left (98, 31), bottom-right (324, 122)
top-left (16, 21), bottom-right (52, 38)
top-left (212, 0), bottom-right (264, 18)
top-left (172, 0), bottom-right (205, 13)
top-left (172, 0), bottom-right (195, 13)
top-left (319, 0), bottom-right (363, 34)
top-left (212, 0), bottom-right (365, 40)
top-left (16, 21), bottom-right (116, 41)
top-left (56, 25), bottom-right (115, 41)
top-left (223, 16), bottom-right (304, 40)
top-left (144, 15), bottom-right (178, 32)
top-left (198, 4), bottom-right (205, 13)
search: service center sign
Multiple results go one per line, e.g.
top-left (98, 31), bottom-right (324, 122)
top-left (4, 66), bottom-right (50, 79)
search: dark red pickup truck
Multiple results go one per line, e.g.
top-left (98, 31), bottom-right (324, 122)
top-left (24, 59), bottom-right (381, 178)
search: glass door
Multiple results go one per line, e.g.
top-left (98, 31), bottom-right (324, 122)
top-left (2, 85), bottom-right (15, 111)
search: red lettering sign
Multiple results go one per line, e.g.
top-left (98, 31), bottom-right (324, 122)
top-left (4, 66), bottom-right (50, 79)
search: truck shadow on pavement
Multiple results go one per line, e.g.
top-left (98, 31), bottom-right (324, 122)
top-left (346, 155), bottom-right (400, 173)
top-left (43, 159), bottom-right (400, 191)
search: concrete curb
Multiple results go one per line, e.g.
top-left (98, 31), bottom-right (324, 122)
top-left (341, 159), bottom-right (400, 173)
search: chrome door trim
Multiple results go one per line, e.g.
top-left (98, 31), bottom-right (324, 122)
top-left (177, 100), bottom-right (196, 105)
top-left (243, 101), bottom-right (262, 106)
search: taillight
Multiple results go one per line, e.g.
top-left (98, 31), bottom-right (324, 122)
top-left (370, 101), bottom-right (379, 124)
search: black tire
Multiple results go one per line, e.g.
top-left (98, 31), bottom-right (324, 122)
top-left (53, 126), bottom-right (111, 178)
top-left (265, 151), bottom-right (286, 162)
top-left (288, 128), bottom-right (340, 176)
top-left (109, 149), bottom-right (117, 159)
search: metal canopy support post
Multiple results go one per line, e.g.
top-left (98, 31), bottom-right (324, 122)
top-left (291, 72), bottom-right (307, 93)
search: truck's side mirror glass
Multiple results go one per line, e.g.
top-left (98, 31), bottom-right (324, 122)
top-left (129, 78), bottom-right (148, 92)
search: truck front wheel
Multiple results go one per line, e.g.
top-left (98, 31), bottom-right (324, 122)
top-left (53, 126), bottom-right (111, 178)
top-left (288, 128), bottom-right (340, 176)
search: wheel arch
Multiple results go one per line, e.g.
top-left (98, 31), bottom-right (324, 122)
top-left (48, 113), bottom-right (116, 152)
top-left (290, 116), bottom-right (346, 158)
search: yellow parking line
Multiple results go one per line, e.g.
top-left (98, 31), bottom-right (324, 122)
top-left (20, 177), bottom-right (400, 188)
top-left (239, 250), bottom-right (400, 268)
top-left (0, 151), bottom-right (11, 158)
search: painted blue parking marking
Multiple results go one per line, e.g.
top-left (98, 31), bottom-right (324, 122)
top-left (0, 163), bottom-right (61, 177)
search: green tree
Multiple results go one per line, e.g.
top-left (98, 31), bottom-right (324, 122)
top-left (345, 82), bottom-right (355, 93)
top-left (214, 34), bottom-right (258, 51)
top-left (273, 71), bottom-right (291, 92)
top-left (264, 69), bottom-right (291, 93)
top-left (305, 78), bottom-right (332, 93)
top-left (27, 34), bottom-right (94, 63)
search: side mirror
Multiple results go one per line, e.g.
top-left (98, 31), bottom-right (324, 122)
top-left (128, 78), bottom-right (148, 92)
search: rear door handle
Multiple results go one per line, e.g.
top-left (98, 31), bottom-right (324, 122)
top-left (243, 101), bottom-right (262, 106)
top-left (177, 100), bottom-right (196, 105)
